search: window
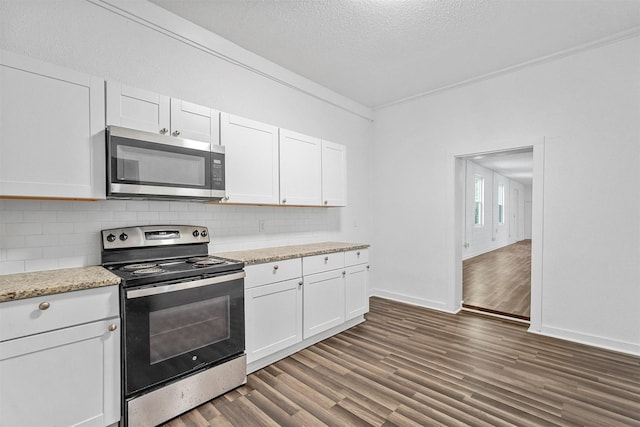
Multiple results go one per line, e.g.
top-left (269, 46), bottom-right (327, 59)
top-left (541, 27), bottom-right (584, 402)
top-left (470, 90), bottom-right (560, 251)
top-left (474, 177), bottom-right (484, 226)
top-left (498, 183), bottom-right (505, 225)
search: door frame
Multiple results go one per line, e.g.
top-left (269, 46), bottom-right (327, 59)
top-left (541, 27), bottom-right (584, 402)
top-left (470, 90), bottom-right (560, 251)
top-left (448, 138), bottom-right (545, 332)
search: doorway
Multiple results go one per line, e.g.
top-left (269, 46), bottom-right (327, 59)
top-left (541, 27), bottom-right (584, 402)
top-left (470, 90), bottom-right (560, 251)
top-left (459, 148), bottom-right (533, 321)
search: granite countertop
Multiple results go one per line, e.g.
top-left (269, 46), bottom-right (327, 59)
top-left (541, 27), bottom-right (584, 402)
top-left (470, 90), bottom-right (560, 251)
top-left (215, 241), bottom-right (370, 265)
top-left (0, 266), bottom-right (121, 303)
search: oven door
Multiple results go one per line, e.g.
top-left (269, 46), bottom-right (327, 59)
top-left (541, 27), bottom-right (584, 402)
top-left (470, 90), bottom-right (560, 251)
top-left (107, 125), bottom-right (225, 200)
top-left (122, 270), bottom-right (244, 396)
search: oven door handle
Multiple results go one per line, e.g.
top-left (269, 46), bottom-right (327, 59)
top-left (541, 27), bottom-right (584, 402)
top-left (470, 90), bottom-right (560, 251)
top-left (126, 271), bottom-right (245, 299)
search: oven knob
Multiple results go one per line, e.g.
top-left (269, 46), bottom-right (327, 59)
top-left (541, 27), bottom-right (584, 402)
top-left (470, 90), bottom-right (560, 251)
top-left (119, 233), bottom-right (128, 241)
top-left (192, 230), bottom-right (200, 237)
top-left (106, 233), bottom-right (116, 243)
top-left (201, 230), bottom-right (208, 237)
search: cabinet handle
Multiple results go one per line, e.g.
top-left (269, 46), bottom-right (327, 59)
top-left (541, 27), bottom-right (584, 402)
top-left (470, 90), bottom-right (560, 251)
top-left (367, 265), bottom-right (370, 270)
top-left (172, 130), bottom-right (181, 136)
top-left (298, 281), bottom-right (303, 287)
top-left (282, 198), bottom-right (287, 204)
top-left (356, 251), bottom-right (361, 256)
top-left (342, 271), bottom-right (346, 276)
top-left (324, 256), bottom-right (329, 262)
top-left (108, 323), bottom-right (118, 332)
top-left (224, 195), bottom-right (230, 201)
top-left (324, 200), bottom-right (328, 205)
top-left (160, 127), bottom-right (169, 135)
top-left (273, 265), bottom-right (279, 270)
top-left (38, 302), bottom-right (50, 311)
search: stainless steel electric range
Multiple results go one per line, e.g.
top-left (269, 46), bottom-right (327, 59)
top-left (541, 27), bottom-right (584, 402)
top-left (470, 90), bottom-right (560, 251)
top-left (101, 225), bottom-right (246, 427)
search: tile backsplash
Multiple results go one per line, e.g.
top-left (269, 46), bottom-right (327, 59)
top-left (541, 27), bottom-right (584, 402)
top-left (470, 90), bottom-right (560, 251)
top-left (0, 199), bottom-right (341, 275)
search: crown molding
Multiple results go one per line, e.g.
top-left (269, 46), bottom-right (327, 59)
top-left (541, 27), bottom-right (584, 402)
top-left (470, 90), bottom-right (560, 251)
top-left (375, 26), bottom-right (640, 111)
top-left (88, 0), bottom-right (374, 121)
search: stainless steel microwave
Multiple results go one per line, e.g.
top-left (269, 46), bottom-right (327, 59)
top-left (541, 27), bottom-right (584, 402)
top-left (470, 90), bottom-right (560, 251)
top-left (106, 126), bottom-right (225, 201)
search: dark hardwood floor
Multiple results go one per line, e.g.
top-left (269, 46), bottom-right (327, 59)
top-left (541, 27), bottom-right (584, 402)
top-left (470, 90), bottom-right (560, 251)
top-left (164, 297), bottom-right (640, 427)
top-left (463, 240), bottom-right (531, 320)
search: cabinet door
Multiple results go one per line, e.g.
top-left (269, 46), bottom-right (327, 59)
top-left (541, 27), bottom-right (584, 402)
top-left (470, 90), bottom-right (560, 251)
top-left (106, 81), bottom-right (170, 134)
top-left (245, 278), bottom-right (302, 363)
top-left (220, 113), bottom-right (279, 204)
top-left (0, 50), bottom-right (105, 199)
top-left (345, 264), bottom-right (369, 320)
top-left (279, 129), bottom-right (322, 206)
top-left (170, 99), bottom-right (220, 144)
top-left (303, 270), bottom-right (345, 339)
top-left (321, 140), bottom-right (347, 206)
top-left (0, 318), bottom-right (121, 427)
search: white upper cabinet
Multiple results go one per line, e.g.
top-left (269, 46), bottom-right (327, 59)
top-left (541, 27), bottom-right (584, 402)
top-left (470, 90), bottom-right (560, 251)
top-left (279, 129), bottom-right (322, 206)
top-left (0, 50), bottom-right (105, 199)
top-left (170, 99), bottom-right (219, 144)
top-left (106, 82), bottom-right (219, 144)
top-left (321, 140), bottom-right (347, 206)
top-left (106, 81), bottom-right (170, 134)
top-left (220, 112), bottom-right (279, 204)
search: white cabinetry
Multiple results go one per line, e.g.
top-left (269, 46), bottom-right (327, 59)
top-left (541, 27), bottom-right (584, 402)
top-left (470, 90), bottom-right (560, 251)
top-left (106, 81), bottom-right (219, 144)
top-left (302, 252), bottom-right (346, 339)
top-left (0, 286), bottom-right (120, 427)
top-left (344, 249), bottom-right (370, 320)
top-left (244, 259), bottom-right (302, 364)
top-left (244, 247), bottom-right (370, 372)
top-left (321, 140), bottom-right (347, 206)
top-left (279, 129), bottom-right (322, 206)
top-left (220, 113), bottom-right (279, 204)
top-left (0, 50), bottom-right (105, 199)
top-left (302, 269), bottom-right (345, 339)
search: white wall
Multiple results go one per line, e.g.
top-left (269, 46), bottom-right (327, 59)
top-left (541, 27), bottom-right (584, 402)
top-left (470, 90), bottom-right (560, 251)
top-left (372, 35), bottom-right (640, 355)
top-left (463, 160), bottom-right (526, 260)
top-left (0, 0), bottom-right (373, 275)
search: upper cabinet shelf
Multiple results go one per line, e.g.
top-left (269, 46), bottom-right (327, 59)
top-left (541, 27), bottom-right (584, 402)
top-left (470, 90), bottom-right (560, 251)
top-left (0, 50), bottom-right (105, 200)
top-left (219, 113), bottom-right (280, 205)
top-left (0, 50), bottom-right (346, 206)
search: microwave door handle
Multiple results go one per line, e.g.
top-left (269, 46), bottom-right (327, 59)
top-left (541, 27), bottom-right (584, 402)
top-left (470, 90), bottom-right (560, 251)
top-left (126, 271), bottom-right (245, 299)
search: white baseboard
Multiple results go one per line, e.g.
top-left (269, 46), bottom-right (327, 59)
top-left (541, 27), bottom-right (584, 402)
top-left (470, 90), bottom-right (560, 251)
top-left (247, 316), bottom-right (365, 374)
top-left (369, 289), bottom-right (459, 314)
top-left (530, 325), bottom-right (640, 357)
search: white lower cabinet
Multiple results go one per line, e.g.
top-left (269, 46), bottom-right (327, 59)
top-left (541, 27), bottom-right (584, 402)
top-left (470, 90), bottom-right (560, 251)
top-left (344, 249), bottom-right (370, 320)
top-left (246, 278), bottom-right (302, 363)
top-left (345, 264), bottom-right (369, 320)
top-left (0, 286), bottom-right (120, 427)
top-left (302, 269), bottom-right (345, 339)
top-left (244, 248), bottom-right (369, 372)
top-left (245, 259), bottom-right (303, 365)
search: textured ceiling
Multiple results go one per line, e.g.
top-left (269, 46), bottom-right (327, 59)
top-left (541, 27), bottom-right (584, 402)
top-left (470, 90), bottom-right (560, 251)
top-left (148, 0), bottom-right (640, 108)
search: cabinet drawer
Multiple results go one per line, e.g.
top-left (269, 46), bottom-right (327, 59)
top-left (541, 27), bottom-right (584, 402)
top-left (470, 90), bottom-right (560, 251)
top-left (345, 248), bottom-right (369, 266)
top-left (245, 258), bottom-right (302, 289)
top-left (303, 252), bottom-right (345, 276)
top-left (0, 286), bottom-right (119, 342)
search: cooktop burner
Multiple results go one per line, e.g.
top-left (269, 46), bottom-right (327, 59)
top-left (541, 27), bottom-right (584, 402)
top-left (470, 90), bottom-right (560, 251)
top-left (131, 267), bottom-right (166, 275)
top-left (122, 262), bottom-right (159, 271)
top-left (101, 225), bottom-right (244, 287)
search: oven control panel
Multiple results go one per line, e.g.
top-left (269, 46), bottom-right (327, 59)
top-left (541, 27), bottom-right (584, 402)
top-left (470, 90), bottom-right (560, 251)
top-left (101, 225), bottom-right (210, 250)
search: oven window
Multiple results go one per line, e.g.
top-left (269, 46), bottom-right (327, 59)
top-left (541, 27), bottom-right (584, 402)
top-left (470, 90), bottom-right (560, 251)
top-left (116, 144), bottom-right (206, 186)
top-left (149, 296), bottom-right (230, 365)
